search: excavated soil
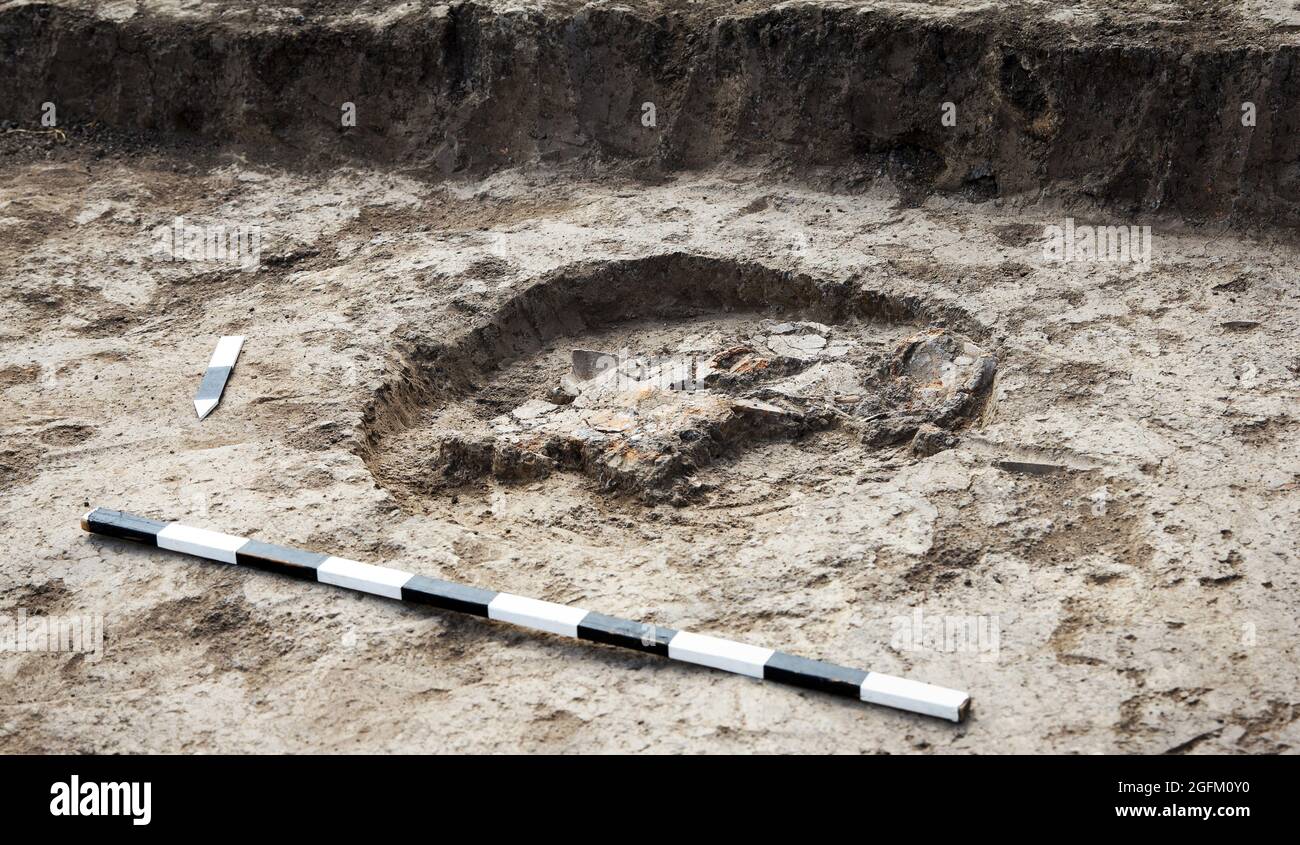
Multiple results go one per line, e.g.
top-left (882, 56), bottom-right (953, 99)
top-left (0, 1), bottom-right (1298, 753)
top-left (364, 257), bottom-right (993, 504)
top-left (11, 1), bottom-right (1300, 222)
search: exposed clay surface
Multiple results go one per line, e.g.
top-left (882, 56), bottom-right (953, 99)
top-left (1, 1), bottom-right (1299, 754)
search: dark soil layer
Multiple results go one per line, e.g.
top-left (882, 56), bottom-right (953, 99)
top-left (4, 1), bottom-right (1300, 223)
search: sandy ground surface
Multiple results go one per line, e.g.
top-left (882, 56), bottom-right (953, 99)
top-left (0, 143), bottom-right (1296, 752)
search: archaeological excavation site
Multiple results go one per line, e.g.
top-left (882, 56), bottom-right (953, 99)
top-left (0, 0), bottom-right (1298, 759)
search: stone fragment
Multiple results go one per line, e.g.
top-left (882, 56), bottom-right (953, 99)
top-left (572, 348), bottom-right (618, 381)
top-left (912, 424), bottom-right (959, 457)
top-left (513, 398), bottom-right (558, 420)
top-left (768, 332), bottom-right (828, 360)
top-left (994, 460), bottom-right (1067, 476)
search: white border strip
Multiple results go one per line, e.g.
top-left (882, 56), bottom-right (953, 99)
top-left (860, 673), bottom-right (970, 722)
top-left (488, 593), bottom-right (590, 637)
top-left (668, 631), bottom-right (775, 678)
top-left (317, 557), bottom-right (413, 599)
top-left (157, 523), bottom-right (248, 564)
